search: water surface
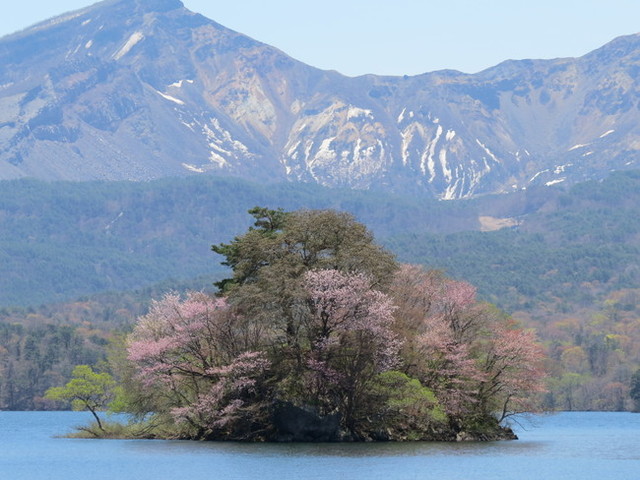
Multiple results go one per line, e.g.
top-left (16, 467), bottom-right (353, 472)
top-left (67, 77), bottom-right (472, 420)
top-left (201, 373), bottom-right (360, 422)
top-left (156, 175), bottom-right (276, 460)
top-left (1, 411), bottom-right (639, 480)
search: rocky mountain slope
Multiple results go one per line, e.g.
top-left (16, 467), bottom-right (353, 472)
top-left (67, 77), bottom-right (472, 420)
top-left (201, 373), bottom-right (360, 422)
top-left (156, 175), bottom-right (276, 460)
top-left (1, 0), bottom-right (639, 198)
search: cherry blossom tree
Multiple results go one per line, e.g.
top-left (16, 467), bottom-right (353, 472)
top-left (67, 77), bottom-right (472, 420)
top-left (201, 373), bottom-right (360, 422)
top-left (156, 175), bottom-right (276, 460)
top-left (168, 351), bottom-right (271, 439)
top-left (411, 314), bottom-right (485, 418)
top-left (390, 265), bottom-right (483, 386)
top-left (389, 264), bottom-right (546, 430)
top-left (389, 264), bottom-right (482, 345)
top-left (126, 292), bottom-right (272, 439)
top-left (301, 269), bottom-right (401, 436)
top-left (476, 324), bottom-right (547, 421)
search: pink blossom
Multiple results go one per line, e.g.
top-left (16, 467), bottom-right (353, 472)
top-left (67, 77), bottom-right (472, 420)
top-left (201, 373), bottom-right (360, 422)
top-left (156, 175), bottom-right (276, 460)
top-left (304, 269), bottom-right (401, 371)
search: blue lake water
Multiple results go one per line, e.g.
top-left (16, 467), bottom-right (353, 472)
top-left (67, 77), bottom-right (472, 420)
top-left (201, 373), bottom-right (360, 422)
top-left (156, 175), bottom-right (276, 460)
top-left (1, 411), bottom-right (639, 480)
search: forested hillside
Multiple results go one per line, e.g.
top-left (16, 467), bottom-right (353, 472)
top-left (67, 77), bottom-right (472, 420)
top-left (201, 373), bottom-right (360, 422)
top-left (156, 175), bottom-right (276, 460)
top-left (0, 282), bottom-right (200, 409)
top-left (3, 171), bottom-right (639, 312)
top-left (2, 171), bottom-right (640, 411)
top-left (0, 176), bottom-right (475, 307)
top-left (388, 170), bottom-right (640, 315)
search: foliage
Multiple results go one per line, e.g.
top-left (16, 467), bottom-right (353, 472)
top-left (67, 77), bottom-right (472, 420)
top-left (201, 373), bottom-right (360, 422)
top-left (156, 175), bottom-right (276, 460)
top-left (115, 208), bottom-right (546, 441)
top-left (630, 369), bottom-right (640, 412)
top-left (0, 280), bottom-right (199, 410)
top-left (124, 292), bottom-right (272, 439)
top-left (367, 371), bottom-right (447, 440)
top-left (44, 365), bottom-right (117, 431)
top-left (0, 319), bottom-right (111, 410)
top-left (538, 292), bottom-right (640, 411)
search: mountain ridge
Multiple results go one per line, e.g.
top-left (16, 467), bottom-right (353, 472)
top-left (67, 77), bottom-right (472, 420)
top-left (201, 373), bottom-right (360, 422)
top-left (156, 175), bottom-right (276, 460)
top-left (1, 0), bottom-right (639, 198)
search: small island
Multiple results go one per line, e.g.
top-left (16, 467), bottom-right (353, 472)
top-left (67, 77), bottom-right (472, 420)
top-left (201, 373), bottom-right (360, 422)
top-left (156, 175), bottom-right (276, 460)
top-left (48, 208), bottom-right (545, 442)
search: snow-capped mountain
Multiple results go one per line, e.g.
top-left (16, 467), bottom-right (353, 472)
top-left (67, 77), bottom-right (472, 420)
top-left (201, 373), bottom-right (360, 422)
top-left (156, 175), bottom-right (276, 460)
top-left (1, 0), bottom-right (639, 198)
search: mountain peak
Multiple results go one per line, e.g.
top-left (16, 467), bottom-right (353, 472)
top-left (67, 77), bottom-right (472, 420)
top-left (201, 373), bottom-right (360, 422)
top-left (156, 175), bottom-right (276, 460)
top-left (89, 0), bottom-right (184, 12)
top-left (583, 32), bottom-right (640, 62)
top-left (79, 0), bottom-right (186, 18)
top-left (0, 3), bottom-right (639, 198)
top-left (114, 0), bottom-right (185, 13)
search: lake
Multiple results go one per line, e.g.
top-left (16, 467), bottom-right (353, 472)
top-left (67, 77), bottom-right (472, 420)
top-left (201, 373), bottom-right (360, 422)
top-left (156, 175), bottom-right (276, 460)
top-left (1, 411), bottom-right (639, 480)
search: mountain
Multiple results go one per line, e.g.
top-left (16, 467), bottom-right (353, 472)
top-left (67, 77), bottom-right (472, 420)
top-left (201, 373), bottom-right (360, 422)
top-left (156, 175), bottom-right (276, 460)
top-left (1, 0), bottom-right (639, 199)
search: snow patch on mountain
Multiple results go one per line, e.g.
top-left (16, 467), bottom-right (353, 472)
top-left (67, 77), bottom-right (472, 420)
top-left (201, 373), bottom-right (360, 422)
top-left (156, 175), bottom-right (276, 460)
top-left (316, 137), bottom-right (336, 165)
top-left (569, 143), bottom-right (589, 151)
top-left (439, 148), bottom-right (452, 183)
top-left (423, 125), bottom-right (443, 179)
top-left (546, 178), bottom-right (565, 186)
top-left (554, 164), bottom-right (572, 174)
top-left (182, 163), bottom-right (205, 173)
top-left (155, 90), bottom-right (185, 105)
top-left (397, 108), bottom-right (406, 123)
top-left (530, 169), bottom-right (549, 183)
top-left (347, 106), bottom-right (374, 120)
top-left (208, 151), bottom-right (228, 167)
top-left (287, 141), bottom-right (301, 157)
top-left (113, 32), bottom-right (144, 60)
top-left (169, 80), bottom-right (194, 89)
top-left (476, 139), bottom-right (500, 164)
top-left (202, 118), bottom-right (252, 165)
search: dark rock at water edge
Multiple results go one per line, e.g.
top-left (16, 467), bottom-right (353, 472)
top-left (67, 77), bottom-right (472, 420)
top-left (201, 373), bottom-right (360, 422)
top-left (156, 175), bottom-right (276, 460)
top-left (272, 402), bottom-right (342, 442)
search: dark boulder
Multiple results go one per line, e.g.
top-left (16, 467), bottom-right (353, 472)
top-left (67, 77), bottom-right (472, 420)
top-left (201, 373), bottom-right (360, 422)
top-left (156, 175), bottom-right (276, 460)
top-left (272, 402), bottom-right (342, 442)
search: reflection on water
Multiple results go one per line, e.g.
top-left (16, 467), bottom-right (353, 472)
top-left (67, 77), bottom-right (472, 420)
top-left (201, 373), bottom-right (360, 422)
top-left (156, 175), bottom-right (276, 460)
top-left (1, 411), bottom-right (639, 480)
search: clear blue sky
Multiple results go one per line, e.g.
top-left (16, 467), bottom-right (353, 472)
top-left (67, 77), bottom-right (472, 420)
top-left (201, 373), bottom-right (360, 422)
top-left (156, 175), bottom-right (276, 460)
top-left (1, 0), bottom-right (639, 76)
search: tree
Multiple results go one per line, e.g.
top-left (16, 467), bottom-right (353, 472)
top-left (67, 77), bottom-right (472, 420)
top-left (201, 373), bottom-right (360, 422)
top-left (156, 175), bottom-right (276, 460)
top-left (212, 207), bottom-right (397, 347)
top-left (476, 323), bottom-right (547, 421)
top-left (212, 207), bottom-right (397, 290)
top-left (211, 207), bottom-right (289, 292)
top-left (630, 368), bottom-right (640, 412)
top-left (389, 264), bottom-right (546, 431)
top-left (390, 265), bottom-right (484, 416)
top-left (410, 313), bottom-right (484, 419)
top-left (301, 269), bottom-right (401, 436)
top-left (45, 365), bottom-right (116, 431)
top-left (125, 292), bottom-right (272, 439)
top-left (117, 209), bottom-right (547, 441)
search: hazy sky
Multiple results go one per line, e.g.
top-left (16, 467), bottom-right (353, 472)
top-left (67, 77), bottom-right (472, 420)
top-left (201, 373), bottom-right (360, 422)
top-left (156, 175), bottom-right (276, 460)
top-left (1, 0), bottom-right (639, 76)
